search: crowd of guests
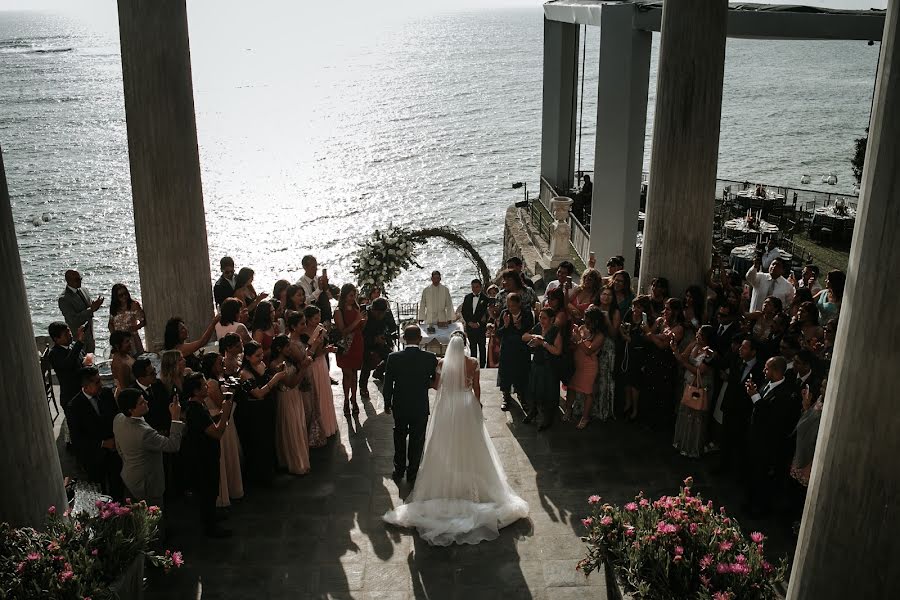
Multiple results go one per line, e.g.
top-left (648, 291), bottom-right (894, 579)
top-left (51, 255), bottom-right (396, 538)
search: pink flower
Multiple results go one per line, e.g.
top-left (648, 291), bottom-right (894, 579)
top-left (700, 574), bottom-right (711, 588)
top-left (588, 495), bottom-right (601, 504)
top-left (46, 541), bottom-right (60, 552)
top-left (171, 551), bottom-right (184, 568)
top-left (713, 592), bottom-right (733, 600)
top-left (699, 555), bottom-right (713, 569)
top-left (735, 554), bottom-right (747, 564)
top-left (16, 561), bottom-right (26, 574)
top-left (689, 523), bottom-right (699, 535)
top-left (750, 531), bottom-right (765, 543)
top-left (716, 563), bottom-right (729, 574)
top-left (624, 526), bottom-right (635, 537)
top-left (47, 506), bottom-right (57, 515)
top-left (581, 517), bottom-right (593, 528)
top-left (674, 546), bottom-right (684, 556)
top-left (148, 505), bottom-right (161, 515)
top-left (26, 552), bottom-right (41, 561)
top-left (639, 498), bottom-right (650, 507)
top-left (59, 570), bottom-right (74, 582)
top-left (600, 516), bottom-right (613, 526)
top-left (718, 540), bottom-right (733, 552)
top-left (683, 476), bottom-right (694, 488)
top-left (673, 555), bottom-right (683, 563)
top-left (762, 560), bottom-right (773, 573)
top-left (91, 549), bottom-right (99, 556)
top-left (624, 502), bottom-right (638, 512)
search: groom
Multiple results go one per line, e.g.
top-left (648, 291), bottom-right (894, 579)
top-left (382, 325), bottom-right (438, 485)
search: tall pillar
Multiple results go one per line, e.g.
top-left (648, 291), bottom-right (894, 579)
top-left (638, 0), bottom-right (727, 296)
top-left (788, 2), bottom-right (900, 598)
top-left (117, 0), bottom-right (213, 350)
top-left (540, 18), bottom-right (580, 198)
top-left (0, 146), bottom-right (68, 527)
top-left (589, 3), bottom-right (651, 275)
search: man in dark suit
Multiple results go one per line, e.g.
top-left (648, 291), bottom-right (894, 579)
top-left (461, 279), bottom-right (490, 368)
top-left (68, 367), bottom-right (123, 499)
top-left (719, 337), bottom-right (765, 474)
top-left (131, 357), bottom-right (174, 434)
top-left (744, 356), bottom-right (800, 516)
top-left (57, 269), bottom-right (104, 354)
top-left (382, 325), bottom-right (438, 485)
top-left (48, 321), bottom-right (86, 410)
top-left (213, 256), bottom-right (236, 307)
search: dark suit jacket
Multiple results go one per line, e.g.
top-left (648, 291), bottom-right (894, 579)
top-left (133, 381), bottom-right (176, 434)
top-left (58, 287), bottom-right (95, 352)
top-left (213, 276), bottom-right (235, 306)
top-left (461, 293), bottom-right (489, 334)
top-left (721, 356), bottom-right (764, 417)
top-left (49, 341), bottom-right (85, 407)
top-left (382, 347), bottom-right (438, 422)
top-left (68, 388), bottom-right (119, 474)
top-left (749, 379), bottom-right (800, 468)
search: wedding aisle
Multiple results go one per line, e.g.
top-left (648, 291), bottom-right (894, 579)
top-left (137, 367), bottom-right (791, 599)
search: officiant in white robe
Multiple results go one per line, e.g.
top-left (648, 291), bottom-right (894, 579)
top-left (418, 271), bottom-right (454, 326)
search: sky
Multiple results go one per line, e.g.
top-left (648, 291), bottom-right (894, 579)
top-left (0, 0), bottom-right (888, 12)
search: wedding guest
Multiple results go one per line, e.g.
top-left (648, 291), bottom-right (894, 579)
top-left (107, 283), bottom-right (145, 355)
top-left (814, 269), bottom-right (845, 322)
top-left (760, 238), bottom-right (782, 271)
top-left (287, 312), bottom-right (325, 449)
top-left (418, 270), bottom-right (454, 327)
top-left (747, 296), bottom-right (782, 342)
top-left (746, 256), bottom-right (794, 313)
top-left (131, 357), bottom-right (172, 435)
top-left (605, 255), bottom-right (625, 280)
top-left (250, 300), bottom-right (279, 353)
top-left (522, 307), bottom-right (563, 431)
top-left (296, 255), bottom-right (338, 325)
top-left (272, 279), bottom-right (291, 327)
top-left (643, 298), bottom-right (686, 421)
top-left (333, 283), bottom-right (366, 414)
top-left (301, 306), bottom-right (339, 438)
top-left (268, 335), bottom-right (310, 475)
top-left (569, 269), bottom-right (602, 320)
top-left (48, 321), bottom-right (86, 410)
top-left (360, 298), bottom-right (397, 398)
top-left (200, 353), bottom-right (244, 507)
top-left (496, 293), bottom-right (534, 412)
top-left (486, 284), bottom-right (500, 299)
top-left (284, 284), bottom-right (306, 313)
top-left (113, 388), bottom-right (183, 537)
top-left (213, 256), bottom-right (237, 307)
top-left (497, 269), bottom-right (538, 316)
top-left (648, 277), bottom-right (670, 316)
top-left (218, 333), bottom-right (244, 377)
top-left (718, 337), bottom-right (764, 474)
top-left (611, 270), bottom-right (635, 316)
top-left (164, 315), bottom-right (219, 372)
top-left (234, 267), bottom-right (268, 315)
top-left (567, 306), bottom-right (605, 429)
top-left (593, 285), bottom-right (621, 334)
top-left (109, 330), bottom-right (135, 394)
top-left (506, 256), bottom-right (535, 289)
top-left (461, 279), bottom-right (490, 368)
top-left (788, 288), bottom-right (814, 320)
top-left (236, 341), bottom-right (285, 486)
top-left (789, 378), bottom-right (827, 504)
top-left (160, 349), bottom-right (187, 400)
top-left (592, 310), bottom-right (616, 424)
top-left (672, 325), bottom-right (715, 458)
top-left (68, 366), bottom-right (123, 499)
top-left (790, 264), bottom-right (822, 295)
top-left (545, 260), bottom-right (577, 299)
top-left (58, 269), bottom-right (104, 353)
top-left (182, 372), bottom-right (233, 537)
top-left (216, 298), bottom-right (252, 343)
top-left (682, 285), bottom-right (705, 331)
top-left (619, 296), bottom-right (652, 421)
top-left (791, 301), bottom-right (824, 343)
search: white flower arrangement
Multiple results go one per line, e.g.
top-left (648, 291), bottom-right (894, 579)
top-left (351, 225), bottom-right (422, 295)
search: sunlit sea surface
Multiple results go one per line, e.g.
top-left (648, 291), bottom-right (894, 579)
top-left (1, 4), bottom-right (878, 351)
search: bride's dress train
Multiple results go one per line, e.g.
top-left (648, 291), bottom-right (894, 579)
top-left (383, 336), bottom-right (529, 546)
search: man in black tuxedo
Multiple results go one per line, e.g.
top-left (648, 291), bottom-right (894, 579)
top-left (68, 367), bottom-right (124, 499)
top-left (48, 321), bottom-right (86, 410)
top-left (130, 357), bottom-right (175, 434)
top-left (719, 337), bottom-right (764, 474)
top-left (382, 325), bottom-right (438, 485)
top-left (744, 356), bottom-right (800, 516)
top-left (461, 279), bottom-right (489, 368)
top-left (213, 256), bottom-right (236, 307)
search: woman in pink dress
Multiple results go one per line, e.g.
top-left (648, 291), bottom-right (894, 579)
top-left (334, 283), bottom-right (366, 416)
top-left (287, 312), bottom-right (326, 448)
top-left (566, 307), bottom-right (605, 429)
top-left (302, 305), bottom-right (338, 438)
top-left (269, 335), bottom-right (310, 474)
top-left (108, 283), bottom-right (146, 355)
top-left (201, 352), bottom-right (244, 507)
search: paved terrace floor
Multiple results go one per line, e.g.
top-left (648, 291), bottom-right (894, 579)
top-left (55, 369), bottom-right (796, 599)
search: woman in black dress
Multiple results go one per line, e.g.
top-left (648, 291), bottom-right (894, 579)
top-left (183, 372), bottom-right (233, 537)
top-left (236, 341), bottom-right (286, 486)
top-left (496, 293), bottom-right (535, 413)
top-left (619, 295), bottom-right (653, 421)
top-left (522, 307), bottom-right (563, 430)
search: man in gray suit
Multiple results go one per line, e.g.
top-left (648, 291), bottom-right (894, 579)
top-left (58, 269), bottom-right (104, 353)
top-left (114, 388), bottom-right (184, 531)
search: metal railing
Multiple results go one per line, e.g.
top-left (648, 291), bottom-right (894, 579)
top-left (528, 198), bottom-right (553, 245)
top-left (570, 212), bottom-right (591, 264)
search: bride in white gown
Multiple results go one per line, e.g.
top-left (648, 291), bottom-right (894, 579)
top-left (383, 332), bottom-right (529, 546)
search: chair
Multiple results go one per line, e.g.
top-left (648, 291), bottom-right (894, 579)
top-left (393, 302), bottom-right (419, 349)
top-left (39, 342), bottom-right (60, 422)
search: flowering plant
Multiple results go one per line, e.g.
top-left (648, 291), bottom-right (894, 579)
top-left (0, 500), bottom-right (182, 599)
top-left (577, 478), bottom-right (786, 599)
top-left (350, 225), bottom-right (421, 296)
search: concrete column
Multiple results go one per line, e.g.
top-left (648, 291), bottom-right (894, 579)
top-left (117, 0), bottom-right (213, 350)
top-left (788, 2), bottom-right (900, 598)
top-left (0, 146), bottom-right (68, 527)
top-left (540, 18), bottom-right (580, 197)
top-left (637, 0), bottom-right (727, 296)
top-left (589, 3), bottom-right (651, 274)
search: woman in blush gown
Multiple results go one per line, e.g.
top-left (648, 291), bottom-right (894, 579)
top-left (287, 312), bottom-right (326, 448)
top-left (383, 333), bottom-right (529, 546)
top-left (200, 352), bottom-right (244, 507)
top-left (269, 335), bottom-right (310, 475)
top-left (302, 305), bottom-right (339, 438)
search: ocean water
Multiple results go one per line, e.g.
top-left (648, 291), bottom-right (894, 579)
top-left (0, 4), bottom-right (877, 348)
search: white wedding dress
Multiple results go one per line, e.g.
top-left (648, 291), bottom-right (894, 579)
top-left (383, 336), bottom-right (529, 546)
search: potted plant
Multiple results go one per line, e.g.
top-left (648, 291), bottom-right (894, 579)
top-left (577, 478), bottom-right (786, 599)
top-left (0, 500), bottom-right (182, 599)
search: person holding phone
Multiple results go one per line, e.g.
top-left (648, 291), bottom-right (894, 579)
top-left (619, 296), bottom-right (653, 421)
top-left (545, 260), bottom-right (577, 301)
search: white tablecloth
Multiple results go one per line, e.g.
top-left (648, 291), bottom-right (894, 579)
top-left (724, 217), bottom-right (780, 235)
top-left (420, 322), bottom-right (464, 348)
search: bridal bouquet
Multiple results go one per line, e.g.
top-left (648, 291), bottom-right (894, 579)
top-left (577, 477), bottom-right (786, 599)
top-left (351, 225), bottom-right (421, 295)
top-left (0, 501), bottom-right (183, 599)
